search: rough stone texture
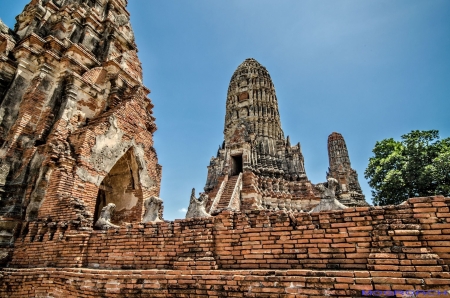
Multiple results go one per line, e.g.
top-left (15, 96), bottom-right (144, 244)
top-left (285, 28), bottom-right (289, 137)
top-left (1, 1), bottom-right (447, 297)
top-left (327, 132), bottom-right (368, 207)
top-left (204, 59), bottom-right (320, 213)
top-left (142, 196), bottom-right (163, 223)
top-left (186, 188), bottom-right (211, 219)
top-left (202, 60), bottom-right (368, 215)
top-left (2, 267), bottom-right (449, 298)
top-left (1, 196), bottom-right (450, 296)
top-left (94, 203), bottom-right (119, 230)
top-left (0, 0), bottom-right (162, 265)
top-left (310, 178), bottom-right (348, 213)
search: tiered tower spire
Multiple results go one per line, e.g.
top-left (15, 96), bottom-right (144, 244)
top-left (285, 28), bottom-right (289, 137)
top-left (224, 58), bottom-right (283, 142)
top-left (327, 132), bottom-right (367, 207)
top-left (203, 58), bottom-right (317, 212)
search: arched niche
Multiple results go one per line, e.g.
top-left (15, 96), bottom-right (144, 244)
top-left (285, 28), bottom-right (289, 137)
top-left (239, 91), bottom-right (249, 101)
top-left (93, 148), bottom-right (144, 227)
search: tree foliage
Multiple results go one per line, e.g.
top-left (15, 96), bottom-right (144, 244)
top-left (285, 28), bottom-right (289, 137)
top-left (365, 130), bottom-right (450, 206)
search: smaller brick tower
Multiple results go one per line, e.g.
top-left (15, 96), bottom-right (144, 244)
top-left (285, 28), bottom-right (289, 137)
top-left (327, 132), bottom-right (368, 207)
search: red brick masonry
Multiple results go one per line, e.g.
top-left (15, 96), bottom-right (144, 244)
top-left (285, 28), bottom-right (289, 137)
top-left (1, 196), bottom-right (449, 297)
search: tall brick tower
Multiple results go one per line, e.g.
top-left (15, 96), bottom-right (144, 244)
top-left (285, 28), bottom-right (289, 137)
top-left (203, 58), bottom-right (318, 213)
top-left (327, 132), bottom-right (368, 207)
top-left (0, 0), bottom-right (162, 262)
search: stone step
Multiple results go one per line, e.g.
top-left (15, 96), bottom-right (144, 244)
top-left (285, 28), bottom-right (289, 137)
top-left (215, 176), bottom-right (240, 209)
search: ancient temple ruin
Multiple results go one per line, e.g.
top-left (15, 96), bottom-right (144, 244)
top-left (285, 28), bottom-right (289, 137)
top-left (203, 59), bottom-right (317, 213)
top-left (1, 1), bottom-right (449, 297)
top-left (0, 0), bottom-right (162, 263)
top-left (200, 58), bottom-right (367, 215)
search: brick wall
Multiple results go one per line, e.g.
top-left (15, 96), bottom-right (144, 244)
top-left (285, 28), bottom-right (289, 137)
top-left (2, 267), bottom-right (448, 297)
top-left (2, 196), bottom-right (449, 296)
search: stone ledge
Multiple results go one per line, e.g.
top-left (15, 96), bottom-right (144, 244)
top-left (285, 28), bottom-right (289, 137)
top-left (1, 267), bottom-right (449, 297)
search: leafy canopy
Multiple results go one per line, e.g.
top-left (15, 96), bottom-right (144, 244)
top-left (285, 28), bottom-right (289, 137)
top-left (364, 130), bottom-right (450, 206)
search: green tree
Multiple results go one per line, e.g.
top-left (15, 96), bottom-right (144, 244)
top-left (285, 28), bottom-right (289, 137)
top-left (365, 130), bottom-right (450, 205)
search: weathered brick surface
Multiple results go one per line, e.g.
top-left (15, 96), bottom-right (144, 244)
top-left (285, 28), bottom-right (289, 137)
top-left (2, 1), bottom-right (449, 296)
top-left (1, 267), bottom-right (449, 297)
top-left (327, 132), bottom-right (367, 207)
top-left (2, 197), bottom-right (449, 296)
top-left (0, 0), bottom-right (162, 258)
top-left (203, 63), bottom-right (369, 217)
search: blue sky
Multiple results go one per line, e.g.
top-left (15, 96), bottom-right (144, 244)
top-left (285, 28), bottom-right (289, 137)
top-left (2, 1), bottom-right (450, 220)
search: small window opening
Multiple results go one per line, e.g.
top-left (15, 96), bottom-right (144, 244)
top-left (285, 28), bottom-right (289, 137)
top-left (231, 155), bottom-right (243, 176)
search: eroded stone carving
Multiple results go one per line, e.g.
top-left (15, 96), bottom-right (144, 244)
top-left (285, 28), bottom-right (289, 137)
top-left (186, 188), bottom-right (211, 219)
top-left (0, 0), bottom-right (163, 266)
top-left (310, 178), bottom-right (348, 213)
top-left (317, 177), bottom-right (338, 199)
top-left (94, 203), bottom-right (120, 230)
top-left (78, 116), bottom-right (155, 189)
top-left (142, 196), bottom-right (163, 223)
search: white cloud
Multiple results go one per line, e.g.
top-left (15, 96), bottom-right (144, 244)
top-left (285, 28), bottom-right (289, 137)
top-left (178, 208), bottom-right (187, 213)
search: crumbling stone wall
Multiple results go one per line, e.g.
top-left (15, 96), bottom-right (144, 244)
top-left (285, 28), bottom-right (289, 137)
top-left (0, 0), bottom-right (162, 263)
top-left (1, 196), bottom-right (449, 296)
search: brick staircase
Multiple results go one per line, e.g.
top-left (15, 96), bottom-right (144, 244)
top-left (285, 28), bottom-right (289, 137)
top-left (215, 175), bottom-right (239, 209)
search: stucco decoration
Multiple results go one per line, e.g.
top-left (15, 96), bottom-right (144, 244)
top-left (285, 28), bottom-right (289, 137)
top-left (94, 203), bottom-right (120, 230)
top-left (310, 178), bottom-right (348, 213)
top-left (186, 188), bottom-right (211, 219)
top-left (202, 58), bottom-right (318, 213)
top-left (142, 196), bottom-right (163, 223)
top-left (0, 19), bottom-right (9, 34)
top-left (0, 0), bottom-right (162, 265)
top-left (77, 116), bottom-right (155, 189)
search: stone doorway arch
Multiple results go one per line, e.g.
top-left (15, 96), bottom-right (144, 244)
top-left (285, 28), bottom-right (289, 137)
top-left (93, 148), bottom-right (144, 227)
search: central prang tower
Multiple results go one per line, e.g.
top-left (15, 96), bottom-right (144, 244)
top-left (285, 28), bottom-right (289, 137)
top-left (203, 58), bottom-right (318, 213)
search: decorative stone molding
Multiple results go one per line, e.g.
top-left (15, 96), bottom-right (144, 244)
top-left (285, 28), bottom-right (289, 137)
top-left (202, 58), bottom-right (317, 213)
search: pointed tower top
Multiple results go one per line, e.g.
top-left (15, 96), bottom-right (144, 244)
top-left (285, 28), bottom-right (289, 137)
top-left (224, 58), bottom-right (283, 142)
top-left (327, 132), bottom-right (350, 169)
top-left (326, 132), bottom-right (367, 207)
top-left (328, 132), bottom-right (344, 142)
top-left (229, 58), bottom-right (271, 84)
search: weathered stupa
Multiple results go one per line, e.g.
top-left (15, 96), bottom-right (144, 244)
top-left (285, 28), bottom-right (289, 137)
top-left (203, 58), bottom-right (319, 213)
top-left (193, 58), bottom-right (370, 216)
top-left (327, 132), bottom-right (368, 207)
top-left (0, 0), bottom-right (162, 264)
